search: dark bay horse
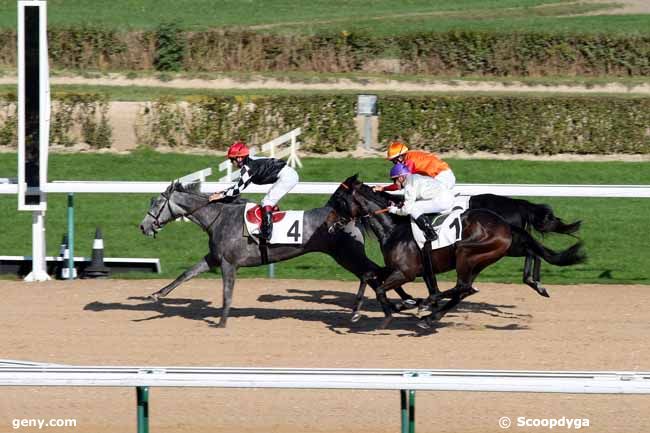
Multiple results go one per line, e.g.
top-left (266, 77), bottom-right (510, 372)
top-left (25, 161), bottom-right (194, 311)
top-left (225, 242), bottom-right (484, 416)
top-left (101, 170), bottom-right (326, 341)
top-left (347, 191), bottom-right (582, 320)
top-left (139, 181), bottom-right (402, 328)
top-left (328, 175), bottom-right (586, 328)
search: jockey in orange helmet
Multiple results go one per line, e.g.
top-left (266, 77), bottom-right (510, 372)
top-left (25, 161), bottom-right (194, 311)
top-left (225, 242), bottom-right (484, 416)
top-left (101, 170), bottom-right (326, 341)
top-left (375, 141), bottom-right (456, 193)
top-left (209, 141), bottom-right (299, 241)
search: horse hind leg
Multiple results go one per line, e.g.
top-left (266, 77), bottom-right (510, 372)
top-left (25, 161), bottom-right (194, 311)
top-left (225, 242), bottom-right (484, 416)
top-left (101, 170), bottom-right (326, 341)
top-left (523, 255), bottom-right (550, 298)
top-left (149, 255), bottom-right (215, 301)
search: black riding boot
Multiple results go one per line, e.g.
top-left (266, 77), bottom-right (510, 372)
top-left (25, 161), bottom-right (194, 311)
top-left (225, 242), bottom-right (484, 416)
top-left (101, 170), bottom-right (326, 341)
top-left (260, 205), bottom-right (274, 240)
top-left (415, 215), bottom-right (438, 241)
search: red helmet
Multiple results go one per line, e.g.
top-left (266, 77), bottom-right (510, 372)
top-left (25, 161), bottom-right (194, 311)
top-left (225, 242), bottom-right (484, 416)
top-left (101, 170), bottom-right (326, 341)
top-left (227, 141), bottom-right (250, 158)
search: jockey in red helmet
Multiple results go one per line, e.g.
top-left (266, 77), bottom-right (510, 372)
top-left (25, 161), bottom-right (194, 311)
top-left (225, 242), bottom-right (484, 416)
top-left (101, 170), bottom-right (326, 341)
top-left (210, 141), bottom-right (299, 241)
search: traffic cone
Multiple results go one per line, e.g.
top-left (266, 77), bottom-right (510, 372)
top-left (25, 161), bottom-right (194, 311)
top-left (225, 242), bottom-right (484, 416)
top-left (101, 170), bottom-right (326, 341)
top-left (82, 228), bottom-right (110, 279)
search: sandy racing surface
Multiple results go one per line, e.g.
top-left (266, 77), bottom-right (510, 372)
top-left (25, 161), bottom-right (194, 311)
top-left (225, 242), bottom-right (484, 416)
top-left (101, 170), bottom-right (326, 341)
top-left (0, 278), bottom-right (648, 433)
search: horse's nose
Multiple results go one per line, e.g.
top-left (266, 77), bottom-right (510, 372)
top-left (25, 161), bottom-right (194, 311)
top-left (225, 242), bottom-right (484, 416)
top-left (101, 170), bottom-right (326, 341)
top-left (139, 224), bottom-right (145, 233)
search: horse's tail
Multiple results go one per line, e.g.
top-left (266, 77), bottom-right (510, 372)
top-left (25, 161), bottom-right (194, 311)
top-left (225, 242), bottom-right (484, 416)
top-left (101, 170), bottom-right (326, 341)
top-left (527, 202), bottom-right (582, 235)
top-left (511, 225), bottom-right (586, 266)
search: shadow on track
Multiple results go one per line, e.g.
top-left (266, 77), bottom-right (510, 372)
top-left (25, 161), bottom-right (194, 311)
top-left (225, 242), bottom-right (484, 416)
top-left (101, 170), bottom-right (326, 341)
top-left (84, 288), bottom-right (529, 336)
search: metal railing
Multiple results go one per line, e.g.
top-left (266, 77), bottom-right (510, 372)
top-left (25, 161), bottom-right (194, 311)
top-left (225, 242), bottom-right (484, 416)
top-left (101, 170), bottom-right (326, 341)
top-left (1, 364), bottom-right (649, 433)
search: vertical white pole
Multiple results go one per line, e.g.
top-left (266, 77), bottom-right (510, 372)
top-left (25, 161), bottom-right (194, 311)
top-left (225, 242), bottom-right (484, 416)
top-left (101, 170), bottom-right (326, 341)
top-left (24, 210), bottom-right (50, 281)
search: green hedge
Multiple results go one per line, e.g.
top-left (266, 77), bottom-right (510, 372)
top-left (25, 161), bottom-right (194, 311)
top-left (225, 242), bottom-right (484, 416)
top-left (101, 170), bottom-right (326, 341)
top-left (2, 28), bottom-right (650, 76)
top-left (379, 95), bottom-right (650, 154)
top-left (136, 95), bottom-right (359, 153)
top-left (2, 93), bottom-right (649, 154)
top-left (0, 92), bottom-right (112, 149)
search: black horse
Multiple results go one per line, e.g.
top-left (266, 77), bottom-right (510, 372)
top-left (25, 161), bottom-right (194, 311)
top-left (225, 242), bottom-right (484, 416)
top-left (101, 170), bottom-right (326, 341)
top-left (328, 175), bottom-right (586, 328)
top-left (139, 181), bottom-right (408, 328)
top-left (468, 193), bottom-right (581, 294)
top-left (347, 191), bottom-right (581, 321)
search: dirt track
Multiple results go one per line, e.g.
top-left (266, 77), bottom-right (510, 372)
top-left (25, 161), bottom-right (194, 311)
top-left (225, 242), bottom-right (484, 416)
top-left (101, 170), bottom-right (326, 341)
top-left (0, 278), bottom-right (649, 433)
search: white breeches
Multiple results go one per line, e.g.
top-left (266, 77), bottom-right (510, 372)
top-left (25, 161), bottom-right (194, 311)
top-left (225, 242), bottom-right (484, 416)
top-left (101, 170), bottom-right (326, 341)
top-left (261, 165), bottom-right (299, 207)
top-left (406, 187), bottom-right (455, 219)
top-left (434, 169), bottom-right (456, 190)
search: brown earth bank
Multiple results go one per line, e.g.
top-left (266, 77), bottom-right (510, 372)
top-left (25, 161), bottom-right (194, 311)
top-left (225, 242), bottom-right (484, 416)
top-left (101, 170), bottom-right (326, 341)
top-left (0, 278), bottom-right (648, 433)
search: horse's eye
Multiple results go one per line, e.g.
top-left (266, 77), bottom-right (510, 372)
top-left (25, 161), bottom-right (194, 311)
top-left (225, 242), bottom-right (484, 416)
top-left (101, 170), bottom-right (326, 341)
top-left (150, 197), bottom-right (156, 206)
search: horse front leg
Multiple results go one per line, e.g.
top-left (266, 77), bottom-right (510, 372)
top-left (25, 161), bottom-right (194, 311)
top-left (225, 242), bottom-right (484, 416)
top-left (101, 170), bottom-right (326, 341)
top-left (149, 254), bottom-right (215, 301)
top-left (351, 278), bottom-right (368, 323)
top-left (217, 259), bottom-right (237, 328)
top-left (372, 269), bottom-right (412, 330)
top-left (418, 286), bottom-right (478, 329)
top-left (351, 271), bottom-right (416, 323)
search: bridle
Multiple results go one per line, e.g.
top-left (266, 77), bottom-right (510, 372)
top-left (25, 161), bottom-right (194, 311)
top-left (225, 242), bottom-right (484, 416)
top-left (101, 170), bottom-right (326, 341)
top-left (147, 190), bottom-right (178, 236)
top-left (147, 185), bottom-right (220, 235)
top-left (328, 182), bottom-right (389, 233)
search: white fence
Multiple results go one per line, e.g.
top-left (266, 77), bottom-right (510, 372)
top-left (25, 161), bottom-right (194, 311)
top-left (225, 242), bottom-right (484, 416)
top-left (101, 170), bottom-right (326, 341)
top-left (2, 182), bottom-right (650, 197)
top-left (1, 364), bottom-right (648, 432)
top-left (218, 128), bottom-right (302, 182)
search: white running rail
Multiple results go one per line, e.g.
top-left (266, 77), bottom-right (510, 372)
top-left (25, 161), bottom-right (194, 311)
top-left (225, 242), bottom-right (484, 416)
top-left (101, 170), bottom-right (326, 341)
top-left (2, 182), bottom-right (650, 197)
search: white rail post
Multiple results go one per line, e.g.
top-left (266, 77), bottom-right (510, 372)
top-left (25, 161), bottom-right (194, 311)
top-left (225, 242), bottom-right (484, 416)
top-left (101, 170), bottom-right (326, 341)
top-left (287, 128), bottom-right (303, 168)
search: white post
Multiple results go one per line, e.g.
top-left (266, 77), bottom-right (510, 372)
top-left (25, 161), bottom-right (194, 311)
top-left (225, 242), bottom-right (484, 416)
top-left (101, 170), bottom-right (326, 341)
top-left (287, 129), bottom-right (303, 168)
top-left (24, 210), bottom-right (50, 282)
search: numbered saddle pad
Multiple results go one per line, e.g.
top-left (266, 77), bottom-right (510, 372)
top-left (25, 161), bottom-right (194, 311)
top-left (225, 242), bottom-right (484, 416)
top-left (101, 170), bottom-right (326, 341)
top-left (411, 208), bottom-right (464, 250)
top-left (243, 203), bottom-right (304, 245)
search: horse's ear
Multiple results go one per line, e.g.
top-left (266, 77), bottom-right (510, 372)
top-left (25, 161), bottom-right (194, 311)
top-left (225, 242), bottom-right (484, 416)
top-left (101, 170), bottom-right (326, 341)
top-left (344, 174), bottom-right (359, 186)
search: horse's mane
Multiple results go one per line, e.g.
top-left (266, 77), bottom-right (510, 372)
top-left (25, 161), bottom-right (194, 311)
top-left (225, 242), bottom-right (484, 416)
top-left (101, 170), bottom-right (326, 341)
top-left (174, 181), bottom-right (204, 196)
top-left (173, 181), bottom-right (251, 205)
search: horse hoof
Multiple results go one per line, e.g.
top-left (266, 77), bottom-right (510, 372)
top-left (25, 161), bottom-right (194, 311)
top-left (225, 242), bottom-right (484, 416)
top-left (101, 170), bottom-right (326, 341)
top-left (216, 322), bottom-right (227, 329)
top-left (350, 313), bottom-right (362, 323)
top-left (404, 298), bottom-right (418, 307)
top-left (538, 287), bottom-right (550, 298)
top-left (148, 294), bottom-right (160, 302)
top-left (416, 319), bottom-right (431, 330)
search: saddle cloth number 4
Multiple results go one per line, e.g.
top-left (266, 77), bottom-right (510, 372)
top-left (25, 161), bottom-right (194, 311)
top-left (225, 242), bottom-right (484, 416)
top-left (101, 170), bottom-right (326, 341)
top-left (270, 216), bottom-right (303, 244)
top-left (244, 204), bottom-right (304, 245)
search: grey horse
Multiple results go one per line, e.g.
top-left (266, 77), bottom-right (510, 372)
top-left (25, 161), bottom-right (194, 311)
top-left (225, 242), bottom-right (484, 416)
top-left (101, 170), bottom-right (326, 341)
top-left (139, 182), bottom-right (410, 328)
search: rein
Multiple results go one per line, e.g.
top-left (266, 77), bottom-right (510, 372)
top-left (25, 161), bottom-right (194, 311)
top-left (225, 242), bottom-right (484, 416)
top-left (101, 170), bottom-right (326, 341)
top-left (149, 187), bottom-right (222, 233)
